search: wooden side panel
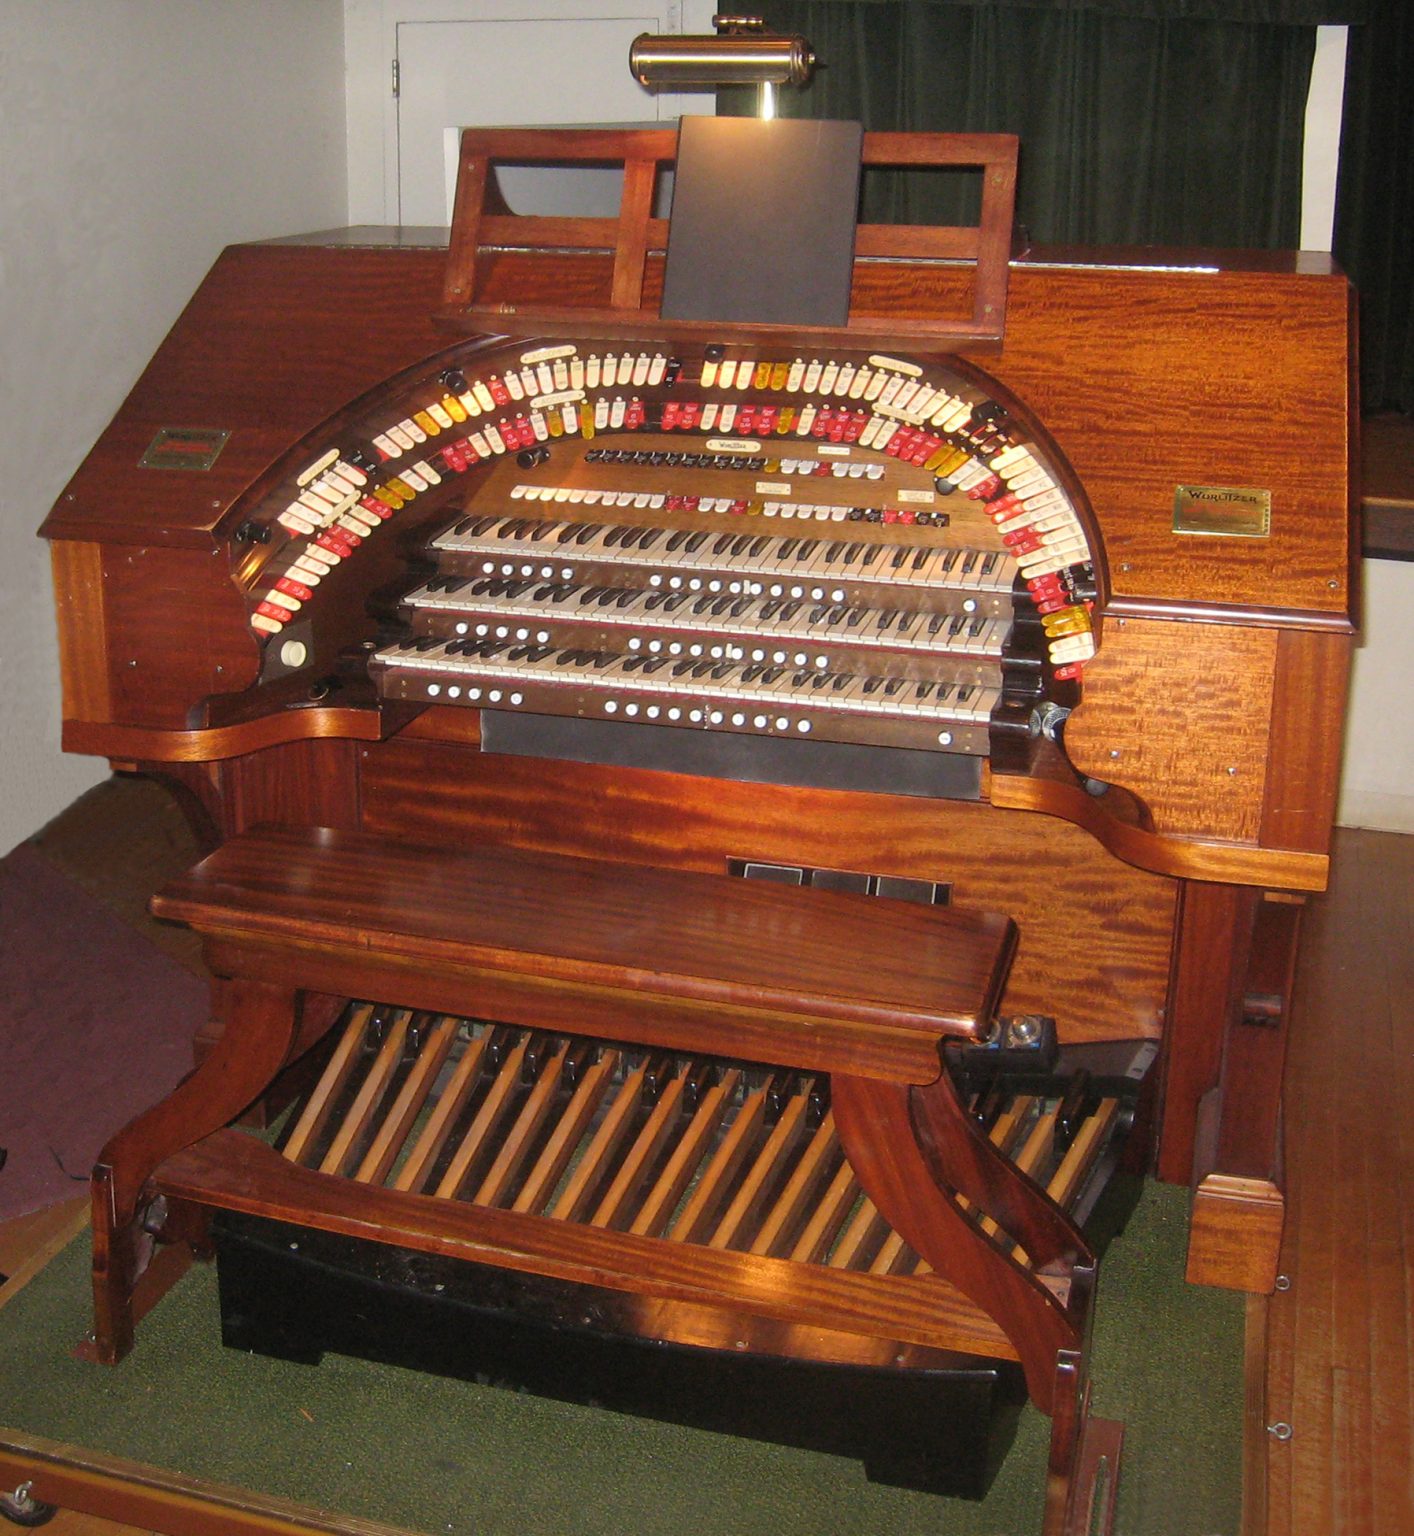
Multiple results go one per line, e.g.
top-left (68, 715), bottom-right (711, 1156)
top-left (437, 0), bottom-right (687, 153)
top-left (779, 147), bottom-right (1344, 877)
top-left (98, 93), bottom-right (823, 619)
top-left (356, 740), bottom-right (1176, 1045)
top-left (220, 739), bottom-right (363, 838)
top-left (1261, 628), bottom-right (1351, 854)
top-left (1157, 882), bottom-right (1255, 1186)
top-left (48, 541), bottom-right (111, 723)
top-left (101, 546), bottom-right (258, 728)
top-left (1064, 618), bottom-right (1278, 843)
top-left (975, 267), bottom-right (1352, 620)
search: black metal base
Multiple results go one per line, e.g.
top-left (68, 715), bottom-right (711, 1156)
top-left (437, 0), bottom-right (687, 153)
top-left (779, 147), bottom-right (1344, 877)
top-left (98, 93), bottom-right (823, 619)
top-left (212, 1213), bottom-right (1025, 1499)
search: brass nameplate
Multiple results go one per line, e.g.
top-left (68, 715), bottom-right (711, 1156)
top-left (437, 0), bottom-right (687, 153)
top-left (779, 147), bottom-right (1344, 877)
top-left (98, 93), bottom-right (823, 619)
top-left (1173, 485), bottom-right (1271, 538)
top-left (140, 426), bottom-right (230, 472)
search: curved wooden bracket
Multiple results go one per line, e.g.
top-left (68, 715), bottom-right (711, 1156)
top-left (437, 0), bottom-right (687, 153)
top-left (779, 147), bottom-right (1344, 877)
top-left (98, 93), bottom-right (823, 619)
top-left (89, 979), bottom-right (341, 1363)
top-left (990, 769), bottom-right (1329, 891)
top-left (831, 1072), bottom-right (1086, 1412)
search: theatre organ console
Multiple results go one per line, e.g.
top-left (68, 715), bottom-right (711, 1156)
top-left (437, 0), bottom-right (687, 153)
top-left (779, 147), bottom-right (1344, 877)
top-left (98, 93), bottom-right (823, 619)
top-left (41, 130), bottom-right (1355, 1533)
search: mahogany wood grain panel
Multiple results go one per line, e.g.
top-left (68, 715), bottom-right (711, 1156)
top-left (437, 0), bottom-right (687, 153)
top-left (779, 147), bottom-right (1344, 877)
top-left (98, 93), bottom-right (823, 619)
top-left (977, 268), bottom-right (1352, 620)
top-left (198, 928), bottom-right (961, 1086)
top-left (1156, 882), bottom-right (1254, 1186)
top-left (1064, 617), bottom-right (1278, 843)
top-left (46, 424), bottom-right (300, 550)
top-left (1186, 1175), bottom-right (1284, 1292)
top-left (219, 739), bottom-right (363, 839)
top-left (153, 827), bottom-right (1016, 1055)
top-left (49, 541), bottom-right (111, 722)
top-left (156, 1130), bottom-right (1020, 1361)
top-left (355, 741), bottom-right (1175, 1045)
top-left (99, 545), bottom-right (259, 727)
top-left (62, 710), bottom-right (383, 765)
top-left (1260, 628), bottom-right (1351, 854)
top-left (988, 772), bottom-right (1329, 891)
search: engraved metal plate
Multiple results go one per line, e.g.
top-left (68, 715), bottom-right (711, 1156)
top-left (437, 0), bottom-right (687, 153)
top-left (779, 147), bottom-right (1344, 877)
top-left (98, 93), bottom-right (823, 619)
top-left (1173, 485), bottom-right (1271, 538)
top-left (140, 426), bottom-right (230, 471)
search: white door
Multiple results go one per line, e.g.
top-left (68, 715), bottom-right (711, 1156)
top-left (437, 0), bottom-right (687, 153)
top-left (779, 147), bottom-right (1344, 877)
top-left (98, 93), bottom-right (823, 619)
top-left (394, 13), bottom-right (674, 225)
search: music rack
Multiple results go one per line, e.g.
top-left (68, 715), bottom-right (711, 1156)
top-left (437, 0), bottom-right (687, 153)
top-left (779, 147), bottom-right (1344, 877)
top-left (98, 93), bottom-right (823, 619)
top-left (438, 127), bottom-right (1019, 351)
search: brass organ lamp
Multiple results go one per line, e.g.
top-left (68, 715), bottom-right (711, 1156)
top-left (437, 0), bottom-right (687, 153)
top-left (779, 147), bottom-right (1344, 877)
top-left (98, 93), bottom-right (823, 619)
top-left (629, 14), bottom-right (816, 121)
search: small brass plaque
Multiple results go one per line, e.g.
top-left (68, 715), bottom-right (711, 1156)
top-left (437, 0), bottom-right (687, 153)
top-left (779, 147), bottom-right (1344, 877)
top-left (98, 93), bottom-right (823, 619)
top-left (140, 426), bottom-right (230, 472)
top-left (1173, 484), bottom-right (1271, 538)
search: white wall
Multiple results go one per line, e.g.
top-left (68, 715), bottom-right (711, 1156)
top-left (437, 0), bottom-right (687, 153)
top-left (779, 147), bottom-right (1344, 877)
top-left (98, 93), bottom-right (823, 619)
top-left (343, 0), bottom-right (720, 225)
top-left (0, 0), bottom-right (348, 855)
top-left (1295, 29), bottom-right (1405, 833)
top-left (1341, 562), bottom-right (1414, 833)
top-left (1299, 32), bottom-right (1414, 834)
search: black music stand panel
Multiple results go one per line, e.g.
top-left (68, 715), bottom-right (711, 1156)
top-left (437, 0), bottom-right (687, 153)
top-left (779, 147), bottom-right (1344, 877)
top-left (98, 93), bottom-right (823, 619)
top-left (661, 116), bottom-right (863, 328)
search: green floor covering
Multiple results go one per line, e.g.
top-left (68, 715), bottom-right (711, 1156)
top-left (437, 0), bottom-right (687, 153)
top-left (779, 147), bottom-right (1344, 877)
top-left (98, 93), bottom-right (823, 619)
top-left (0, 1181), bottom-right (1240, 1536)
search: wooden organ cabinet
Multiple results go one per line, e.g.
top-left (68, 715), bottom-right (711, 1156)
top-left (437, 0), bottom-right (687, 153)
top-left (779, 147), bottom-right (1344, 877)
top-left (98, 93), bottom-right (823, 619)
top-left (41, 132), bottom-right (1354, 1532)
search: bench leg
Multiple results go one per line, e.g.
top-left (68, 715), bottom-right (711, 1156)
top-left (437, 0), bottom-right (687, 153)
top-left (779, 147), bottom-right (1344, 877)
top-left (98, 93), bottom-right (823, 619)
top-left (88, 979), bottom-right (338, 1364)
top-left (831, 1072), bottom-right (1087, 1415)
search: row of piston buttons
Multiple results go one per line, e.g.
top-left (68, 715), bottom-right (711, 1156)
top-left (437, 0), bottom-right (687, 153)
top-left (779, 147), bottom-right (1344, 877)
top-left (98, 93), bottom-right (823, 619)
top-left (413, 677), bottom-right (956, 748)
top-left (472, 559), bottom-right (866, 608)
top-left (450, 619), bottom-right (831, 671)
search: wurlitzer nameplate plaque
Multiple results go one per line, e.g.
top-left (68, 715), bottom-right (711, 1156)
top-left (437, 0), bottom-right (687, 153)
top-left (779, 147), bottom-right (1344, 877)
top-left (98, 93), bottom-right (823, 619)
top-left (1172, 485), bottom-right (1272, 538)
top-left (662, 116), bottom-right (863, 328)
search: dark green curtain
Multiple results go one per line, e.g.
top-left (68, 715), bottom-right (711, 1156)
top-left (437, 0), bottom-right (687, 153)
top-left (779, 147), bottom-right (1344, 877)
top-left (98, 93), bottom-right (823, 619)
top-left (1335, 1), bottom-right (1414, 413)
top-left (728, 1), bottom-right (1342, 247)
top-left (775, 2), bottom-right (1363, 17)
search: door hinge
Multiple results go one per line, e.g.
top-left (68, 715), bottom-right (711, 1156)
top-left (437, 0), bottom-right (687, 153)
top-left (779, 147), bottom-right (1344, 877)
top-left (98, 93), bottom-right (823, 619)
top-left (391, 56), bottom-right (400, 98)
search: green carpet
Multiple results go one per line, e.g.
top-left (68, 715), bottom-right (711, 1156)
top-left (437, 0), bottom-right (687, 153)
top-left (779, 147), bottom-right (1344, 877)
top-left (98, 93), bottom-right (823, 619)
top-left (0, 1181), bottom-right (1240, 1535)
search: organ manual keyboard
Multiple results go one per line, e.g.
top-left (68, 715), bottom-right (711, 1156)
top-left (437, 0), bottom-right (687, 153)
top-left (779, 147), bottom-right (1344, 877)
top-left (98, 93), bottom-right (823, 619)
top-left (39, 129), bottom-right (1355, 1535)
